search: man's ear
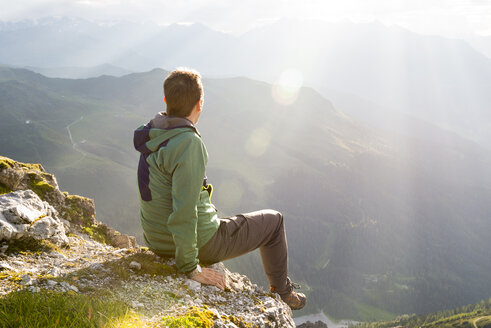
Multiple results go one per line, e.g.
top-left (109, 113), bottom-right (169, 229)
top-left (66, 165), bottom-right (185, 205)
top-left (163, 97), bottom-right (167, 104)
top-left (195, 100), bottom-right (202, 112)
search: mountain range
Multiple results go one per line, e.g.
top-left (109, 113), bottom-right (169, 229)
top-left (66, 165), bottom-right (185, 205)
top-left (1, 66), bottom-right (491, 320)
top-left (2, 17), bottom-right (491, 149)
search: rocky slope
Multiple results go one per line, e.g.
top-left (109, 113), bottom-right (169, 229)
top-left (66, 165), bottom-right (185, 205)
top-left (0, 156), bottom-right (295, 327)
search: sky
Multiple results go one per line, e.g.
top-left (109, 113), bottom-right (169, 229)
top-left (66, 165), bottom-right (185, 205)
top-left (1, 0), bottom-right (491, 38)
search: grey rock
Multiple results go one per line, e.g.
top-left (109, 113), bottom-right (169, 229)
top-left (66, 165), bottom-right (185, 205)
top-left (185, 278), bottom-right (201, 291)
top-left (89, 263), bottom-right (105, 270)
top-left (113, 248), bottom-right (130, 255)
top-left (214, 322), bottom-right (238, 328)
top-left (0, 190), bottom-right (46, 224)
top-left (0, 261), bottom-right (13, 271)
top-left (111, 234), bottom-right (137, 249)
top-left (47, 267), bottom-right (60, 276)
top-left (46, 279), bottom-right (57, 287)
top-left (0, 191), bottom-right (68, 245)
top-left (0, 159), bottom-right (95, 230)
top-left (27, 267), bottom-right (39, 274)
top-left (49, 252), bottom-right (67, 259)
top-left (104, 225), bottom-right (138, 249)
top-left (20, 275), bottom-right (32, 286)
top-left (27, 286), bottom-right (40, 293)
top-left (296, 320), bottom-right (329, 328)
top-left (129, 261), bottom-right (142, 270)
top-left (30, 216), bottom-right (68, 245)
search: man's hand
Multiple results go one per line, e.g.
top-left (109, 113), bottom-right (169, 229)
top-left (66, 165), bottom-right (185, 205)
top-left (190, 267), bottom-right (226, 291)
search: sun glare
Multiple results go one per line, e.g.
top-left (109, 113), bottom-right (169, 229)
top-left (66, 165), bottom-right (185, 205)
top-left (271, 68), bottom-right (304, 105)
top-left (245, 128), bottom-right (271, 157)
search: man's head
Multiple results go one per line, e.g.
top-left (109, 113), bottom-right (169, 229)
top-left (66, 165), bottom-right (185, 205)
top-left (163, 68), bottom-right (203, 120)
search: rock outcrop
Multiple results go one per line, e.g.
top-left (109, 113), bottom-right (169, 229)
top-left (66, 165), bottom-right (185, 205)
top-left (297, 320), bottom-right (328, 328)
top-left (0, 155), bottom-right (136, 248)
top-left (0, 156), bottom-right (296, 327)
top-left (0, 190), bottom-right (68, 245)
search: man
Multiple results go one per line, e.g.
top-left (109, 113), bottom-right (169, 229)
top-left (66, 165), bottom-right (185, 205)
top-left (133, 68), bottom-right (306, 310)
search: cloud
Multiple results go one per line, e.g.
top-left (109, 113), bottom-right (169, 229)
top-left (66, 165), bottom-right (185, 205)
top-left (1, 0), bottom-right (490, 37)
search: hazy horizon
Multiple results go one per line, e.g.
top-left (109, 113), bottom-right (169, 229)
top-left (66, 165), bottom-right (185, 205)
top-left (1, 0), bottom-right (491, 39)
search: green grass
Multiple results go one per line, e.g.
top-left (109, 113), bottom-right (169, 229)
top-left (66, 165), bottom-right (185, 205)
top-left (63, 193), bottom-right (96, 226)
top-left (476, 316), bottom-right (491, 328)
top-left (160, 306), bottom-right (216, 328)
top-left (353, 298), bottom-right (491, 328)
top-left (28, 178), bottom-right (56, 198)
top-left (350, 295), bottom-right (395, 322)
top-left (104, 252), bottom-right (176, 280)
top-left (0, 289), bottom-right (147, 328)
top-left (0, 269), bottom-right (246, 328)
top-left (68, 251), bottom-right (177, 292)
top-left (0, 156), bottom-right (44, 171)
top-left (0, 250), bottom-right (191, 327)
top-left (5, 237), bottom-right (62, 255)
top-left (81, 224), bottom-right (112, 245)
top-left (0, 156), bottom-right (47, 197)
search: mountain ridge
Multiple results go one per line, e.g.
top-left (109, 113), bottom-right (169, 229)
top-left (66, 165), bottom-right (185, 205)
top-left (2, 17), bottom-right (491, 148)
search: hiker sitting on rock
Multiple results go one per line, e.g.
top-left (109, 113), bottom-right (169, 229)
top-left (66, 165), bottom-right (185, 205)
top-left (133, 68), bottom-right (306, 310)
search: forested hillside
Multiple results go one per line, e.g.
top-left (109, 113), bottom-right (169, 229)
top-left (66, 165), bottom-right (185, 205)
top-left (353, 298), bottom-right (491, 328)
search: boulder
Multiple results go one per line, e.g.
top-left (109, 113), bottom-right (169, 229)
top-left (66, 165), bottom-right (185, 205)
top-left (0, 190), bottom-right (68, 245)
top-left (0, 156), bottom-right (138, 249)
top-left (110, 233), bottom-right (137, 249)
top-left (297, 320), bottom-right (329, 328)
top-left (0, 156), bottom-right (96, 228)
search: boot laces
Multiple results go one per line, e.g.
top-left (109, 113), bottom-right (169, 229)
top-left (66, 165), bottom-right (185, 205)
top-left (286, 277), bottom-right (301, 291)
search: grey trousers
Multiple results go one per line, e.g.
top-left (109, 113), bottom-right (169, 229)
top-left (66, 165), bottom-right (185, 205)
top-left (198, 209), bottom-right (289, 294)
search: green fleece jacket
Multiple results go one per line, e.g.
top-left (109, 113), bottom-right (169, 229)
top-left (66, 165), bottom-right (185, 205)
top-left (134, 113), bottom-right (220, 273)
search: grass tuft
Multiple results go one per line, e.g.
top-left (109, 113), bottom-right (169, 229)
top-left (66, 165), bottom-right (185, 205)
top-left (161, 306), bottom-right (216, 328)
top-left (28, 176), bottom-right (56, 198)
top-left (5, 237), bottom-right (62, 255)
top-left (0, 289), bottom-right (149, 328)
top-left (0, 156), bottom-right (44, 172)
top-left (81, 224), bottom-right (112, 245)
top-left (105, 252), bottom-right (177, 280)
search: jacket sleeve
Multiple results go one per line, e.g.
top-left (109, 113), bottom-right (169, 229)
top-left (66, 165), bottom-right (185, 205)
top-left (167, 136), bottom-right (206, 273)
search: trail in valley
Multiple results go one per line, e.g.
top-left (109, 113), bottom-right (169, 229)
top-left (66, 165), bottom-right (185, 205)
top-left (473, 316), bottom-right (488, 328)
top-left (65, 116), bottom-right (87, 164)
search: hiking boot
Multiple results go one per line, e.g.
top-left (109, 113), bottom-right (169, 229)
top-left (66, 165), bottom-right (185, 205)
top-left (271, 278), bottom-right (307, 310)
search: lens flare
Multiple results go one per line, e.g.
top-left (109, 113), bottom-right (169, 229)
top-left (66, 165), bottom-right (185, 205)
top-left (217, 179), bottom-right (243, 209)
top-left (245, 128), bottom-right (271, 157)
top-left (272, 68), bottom-right (304, 105)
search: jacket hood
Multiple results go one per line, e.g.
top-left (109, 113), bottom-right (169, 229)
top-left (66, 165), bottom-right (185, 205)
top-left (134, 112), bottom-right (199, 155)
